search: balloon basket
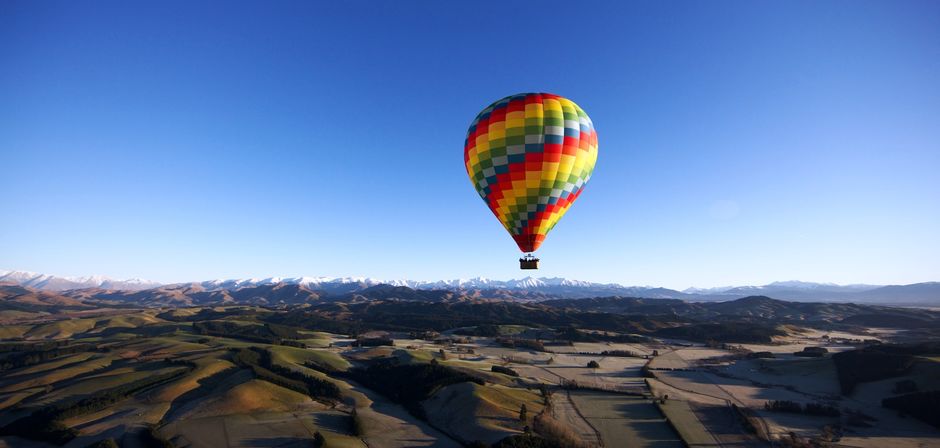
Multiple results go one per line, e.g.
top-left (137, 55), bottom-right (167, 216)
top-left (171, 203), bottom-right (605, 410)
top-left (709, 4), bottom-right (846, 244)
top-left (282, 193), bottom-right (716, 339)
top-left (519, 254), bottom-right (539, 270)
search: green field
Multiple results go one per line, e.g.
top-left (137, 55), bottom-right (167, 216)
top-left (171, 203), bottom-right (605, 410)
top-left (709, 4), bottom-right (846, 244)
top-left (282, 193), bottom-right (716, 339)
top-left (658, 400), bottom-right (720, 447)
top-left (270, 345), bottom-right (351, 372)
top-left (569, 390), bottom-right (684, 448)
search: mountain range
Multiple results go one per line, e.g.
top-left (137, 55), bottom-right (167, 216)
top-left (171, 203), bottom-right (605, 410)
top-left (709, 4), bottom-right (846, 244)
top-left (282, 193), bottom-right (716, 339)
top-left (1, 269), bottom-right (938, 305)
top-left (0, 270), bottom-right (161, 291)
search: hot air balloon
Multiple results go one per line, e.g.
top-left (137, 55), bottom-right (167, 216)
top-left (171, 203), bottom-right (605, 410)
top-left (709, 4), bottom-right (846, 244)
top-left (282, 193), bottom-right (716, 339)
top-left (464, 93), bottom-right (598, 269)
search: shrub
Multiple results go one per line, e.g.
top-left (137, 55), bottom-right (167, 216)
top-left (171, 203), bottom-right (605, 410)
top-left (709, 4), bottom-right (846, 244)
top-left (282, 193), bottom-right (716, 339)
top-left (765, 400), bottom-right (840, 417)
top-left (84, 439), bottom-right (119, 448)
top-left (793, 347), bottom-right (828, 358)
top-left (764, 400), bottom-right (802, 413)
top-left (496, 337), bottom-right (546, 352)
top-left (353, 337), bottom-right (394, 347)
top-left (492, 365), bottom-right (520, 377)
top-left (493, 434), bottom-right (563, 448)
top-left (598, 350), bottom-right (636, 357)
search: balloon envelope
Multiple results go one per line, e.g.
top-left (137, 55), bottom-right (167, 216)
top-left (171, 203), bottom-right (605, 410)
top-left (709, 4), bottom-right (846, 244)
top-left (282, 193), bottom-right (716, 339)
top-left (464, 93), bottom-right (598, 253)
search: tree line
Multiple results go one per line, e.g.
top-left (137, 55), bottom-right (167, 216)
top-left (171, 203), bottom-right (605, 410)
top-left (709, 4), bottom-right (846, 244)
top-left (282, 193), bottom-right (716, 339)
top-left (344, 358), bottom-right (484, 419)
top-left (0, 343), bottom-right (96, 371)
top-left (231, 347), bottom-right (341, 402)
top-left (764, 400), bottom-right (841, 417)
top-left (0, 359), bottom-right (193, 445)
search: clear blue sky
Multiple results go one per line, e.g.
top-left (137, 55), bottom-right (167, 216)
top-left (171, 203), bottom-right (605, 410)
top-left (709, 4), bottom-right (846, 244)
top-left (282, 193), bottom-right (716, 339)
top-left (2, 1), bottom-right (938, 289)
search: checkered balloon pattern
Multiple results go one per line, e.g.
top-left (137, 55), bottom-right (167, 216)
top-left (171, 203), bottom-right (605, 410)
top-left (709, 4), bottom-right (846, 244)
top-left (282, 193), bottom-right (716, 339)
top-left (464, 93), bottom-right (598, 253)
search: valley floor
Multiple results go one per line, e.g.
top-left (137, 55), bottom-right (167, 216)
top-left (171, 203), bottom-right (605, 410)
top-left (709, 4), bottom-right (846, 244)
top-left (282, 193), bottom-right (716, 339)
top-left (0, 307), bottom-right (937, 448)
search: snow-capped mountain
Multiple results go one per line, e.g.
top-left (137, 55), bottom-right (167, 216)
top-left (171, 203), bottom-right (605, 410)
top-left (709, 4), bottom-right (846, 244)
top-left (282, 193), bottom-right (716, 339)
top-left (0, 270), bottom-right (673, 298)
top-left (415, 277), bottom-right (617, 290)
top-left (190, 276), bottom-right (625, 293)
top-left (184, 275), bottom-right (642, 298)
top-left (197, 276), bottom-right (388, 291)
top-left (0, 270), bottom-right (161, 291)
top-left (2, 269), bottom-right (937, 304)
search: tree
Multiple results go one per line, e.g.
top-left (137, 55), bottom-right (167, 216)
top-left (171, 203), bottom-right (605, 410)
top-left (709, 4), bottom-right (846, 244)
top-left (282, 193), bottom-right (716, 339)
top-left (312, 431), bottom-right (326, 448)
top-left (587, 360), bottom-right (600, 369)
top-left (85, 439), bottom-right (119, 448)
top-left (350, 408), bottom-right (364, 436)
top-left (519, 404), bottom-right (527, 422)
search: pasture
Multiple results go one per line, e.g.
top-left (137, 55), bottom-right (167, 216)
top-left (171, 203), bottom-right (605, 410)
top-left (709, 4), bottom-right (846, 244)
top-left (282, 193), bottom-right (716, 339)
top-left (568, 390), bottom-right (683, 448)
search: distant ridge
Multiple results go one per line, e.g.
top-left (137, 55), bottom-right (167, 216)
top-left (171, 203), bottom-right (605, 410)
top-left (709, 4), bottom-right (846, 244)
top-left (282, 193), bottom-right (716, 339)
top-left (1, 269), bottom-right (938, 305)
top-left (0, 269), bottom-right (161, 291)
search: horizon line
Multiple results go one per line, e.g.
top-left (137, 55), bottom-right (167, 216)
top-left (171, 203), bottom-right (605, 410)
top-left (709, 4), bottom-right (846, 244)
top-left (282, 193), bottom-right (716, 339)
top-left (2, 267), bottom-right (936, 291)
